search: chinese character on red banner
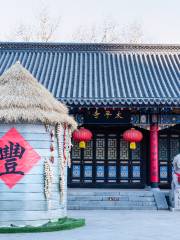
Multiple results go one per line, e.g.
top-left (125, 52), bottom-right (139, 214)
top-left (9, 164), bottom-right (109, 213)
top-left (0, 128), bottom-right (41, 188)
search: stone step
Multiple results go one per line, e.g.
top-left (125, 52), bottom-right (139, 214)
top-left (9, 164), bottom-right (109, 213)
top-left (67, 190), bottom-right (168, 210)
top-left (68, 195), bottom-right (155, 202)
top-left (68, 200), bottom-right (156, 207)
top-left (68, 206), bottom-right (157, 210)
top-left (68, 191), bottom-right (154, 197)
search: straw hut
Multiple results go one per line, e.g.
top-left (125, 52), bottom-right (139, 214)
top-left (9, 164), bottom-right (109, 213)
top-left (0, 62), bottom-right (77, 227)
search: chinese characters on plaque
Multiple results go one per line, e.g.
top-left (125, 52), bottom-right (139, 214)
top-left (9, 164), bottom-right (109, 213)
top-left (0, 128), bottom-right (41, 188)
top-left (0, 141), bottom-right (25, 176)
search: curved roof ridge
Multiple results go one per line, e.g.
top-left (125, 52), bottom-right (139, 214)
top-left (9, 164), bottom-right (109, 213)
top-left (0, 42), bottom-right (180, 52)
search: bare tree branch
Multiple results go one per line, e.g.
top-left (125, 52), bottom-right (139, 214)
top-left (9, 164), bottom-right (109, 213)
top-left (12, 24), bottom-right (33, 42)
top-left (72, 25), bottom-right (99, 43)
top-left (121, 22), bottom-right (143, 43)
top-left (35, 6), bottom-right (61, 42)
top-left (72, 19), bottom-right (143, 43)
top-left (100, 20), bottom-right (121, 43)
top-left (9, 6), bottom-right (61, 42)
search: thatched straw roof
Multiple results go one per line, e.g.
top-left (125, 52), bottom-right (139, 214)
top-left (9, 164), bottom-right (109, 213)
top-left (0, 62), bottom-right (77, 130)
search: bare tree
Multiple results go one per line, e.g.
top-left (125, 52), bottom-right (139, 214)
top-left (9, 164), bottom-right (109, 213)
top-left (9, 6), bottom-right (60, 42)
top-left (35, 7), bottom-right (60, 42)
top-left (121, 22), bottom-right (143, 43)
top-left (72, 19), bottom-right (143, 43)
top-left (72, 25), bottom-right (95, 43)
top-left (12, 24), bottom-right (33, 42)
top-left (72, 20), bottom-right (121, 43)
top-left (8, 9), bottom-right (143, 44)
top-left (100, 20), bottom-right (121, 43)
top-left (72, 25), bottom-right (99, 43)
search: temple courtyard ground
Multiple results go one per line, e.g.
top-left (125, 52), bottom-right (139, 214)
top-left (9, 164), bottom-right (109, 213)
top-left (1, 210), bottom-right (180, 240)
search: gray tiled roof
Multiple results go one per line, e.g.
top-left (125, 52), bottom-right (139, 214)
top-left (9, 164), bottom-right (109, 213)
top-left (0, 42), bottom-right (179, 107)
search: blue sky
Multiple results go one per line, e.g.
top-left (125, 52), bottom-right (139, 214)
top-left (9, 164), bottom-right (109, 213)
top-left (0, 0), bottom-right (179, 43)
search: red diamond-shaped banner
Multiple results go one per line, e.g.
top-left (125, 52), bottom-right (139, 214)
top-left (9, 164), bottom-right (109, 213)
top-left (0, 128), bottom-right (41, 188)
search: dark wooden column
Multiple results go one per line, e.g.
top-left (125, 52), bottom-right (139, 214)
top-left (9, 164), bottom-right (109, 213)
top-left (150, 123), bottom-right (159, 188)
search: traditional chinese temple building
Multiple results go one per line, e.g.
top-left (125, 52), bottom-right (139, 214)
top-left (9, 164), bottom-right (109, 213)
top-left (0, 42), bottom-right (179, 191)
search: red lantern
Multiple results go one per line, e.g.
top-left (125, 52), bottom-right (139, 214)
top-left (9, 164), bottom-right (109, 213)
top-left (73, 127), bottom-right (93, 149)
top-left (123, 128), bottom-right (143, 150)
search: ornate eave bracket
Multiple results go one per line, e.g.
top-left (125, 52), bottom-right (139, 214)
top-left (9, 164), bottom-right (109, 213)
top-left (131, 114), bottom-right (180, 131)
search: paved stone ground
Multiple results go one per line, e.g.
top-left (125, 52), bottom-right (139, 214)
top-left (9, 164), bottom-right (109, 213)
top-left (1, 210), bottom-right (180, 240)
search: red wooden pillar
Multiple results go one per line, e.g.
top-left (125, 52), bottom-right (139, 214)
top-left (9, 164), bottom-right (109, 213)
top-left (150, 123), bottom-right (159, 188)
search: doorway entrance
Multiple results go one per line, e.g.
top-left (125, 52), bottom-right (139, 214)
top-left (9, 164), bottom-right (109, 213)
top-left (69, 126), bottom-right (146, 188)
